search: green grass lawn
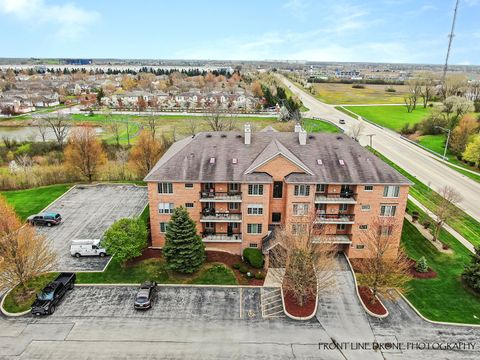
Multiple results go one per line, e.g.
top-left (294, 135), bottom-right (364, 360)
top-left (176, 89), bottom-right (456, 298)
top-left (1, 184), bottom-right (71, 220)
top-left (401, 215), bottom-right (480, 324)
top-left (302, 118), bottom-right (340, 133)
top-left (343, 105), bottom-right (431, 132)
top-left (76, 258), bottom-right (237, 285)
top-left (369, 148), bottom-right (480, 247)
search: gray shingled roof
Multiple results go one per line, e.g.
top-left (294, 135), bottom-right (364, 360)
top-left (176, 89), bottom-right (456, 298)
top-left (144, 131), bottom-right (411, 185)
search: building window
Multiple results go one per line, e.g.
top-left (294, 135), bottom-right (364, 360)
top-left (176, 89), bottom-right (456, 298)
top-left (248, 184), bottom-right (264, 196)
top-left (361, 204), bottom-right (371, 211)
top-left (272, 212), bottom-right (281, 223)
top-left (228, 183), bottom-right (240, 193)
top-left (356, 244), bottom-right (365, 250)
top-left (337, 224), bottom-right (347, 231)
top-left (230, 222), bottom-right (239, 229)
top-left (247, 204), bottom-right (263, 215)
top-left (185, 183), bottom-right (193, 188)
top-left (359, 224), bottom-right (368, 230)
top-left (159, 222), bottom-right (168, 233)
top-left (293, 203), bottom-right (309, 216)
top-left (185, 203), bottom-right (194, 208)
top-left (383, 185), bottom-right (400, 198)
top-left (228, 202), bottom-right (240, 211)
top-left (316, 184), bottom-right (326, 193)
top-left (292, 223), bottom-right (307, 235)
top-left (157, 183), bottom-right (173, 194)
top-left (380, 226), bottom-right (393, 236)
top-left (364, 185), bottom-right (373, 191)
top-left (294, 184), bottom-right (310, 196)
top-left (249, 243), bottom-right (258, 248)
top-left (339, 204), bottom-right (348, 213)
top-left (380, 205), bottom-right (397, 217)
top-left (204, 222), bottom-right (214, 231)
top-left (158, 203), bottom-right (174, 214)
top-left (247, 224), bottom-right (263, 234)
top-left (273, 181), bottom-right (283, 198)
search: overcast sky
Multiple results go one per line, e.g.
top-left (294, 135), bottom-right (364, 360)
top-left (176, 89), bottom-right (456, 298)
top-left (0, 0), bottom-right (479, 64)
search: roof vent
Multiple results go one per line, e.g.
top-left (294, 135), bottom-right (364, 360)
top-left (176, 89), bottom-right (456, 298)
top-left (317, 159), bottom-right (323, 165)
top-left (232, 158), bottom-right (238, 164)
top-left (236, 134), bottom-right (242, 138)
top-left (206, 134), bottom-right (212, 138)
top-left (221, 134), bottom-right (227, 138)
top-left (336, 136), bottom-right (343, 140)
top-left (209, 157), bottom-right (216, 164)
top-left (308, 135), bottom-right (315, 139)
top-left (339, 159), bottom-right (345, 166)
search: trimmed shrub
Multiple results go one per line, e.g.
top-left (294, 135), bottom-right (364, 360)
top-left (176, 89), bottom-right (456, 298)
top-left (415, 256), bottom-right (428, 273)
top-left (232, 263), bottom-right (241, 270)
top-left (412, 211), bottom-right (419, 222)
top-left (352, 84), bottom-right (365, 89)
top-left (422, 220), bottom-right (431, 229)
top-left (243, 248), bottom-right (264, 268)
top-left (255, 272), bottom-right (265, 280)
top-left (238, 265), bottom-right (248, 274)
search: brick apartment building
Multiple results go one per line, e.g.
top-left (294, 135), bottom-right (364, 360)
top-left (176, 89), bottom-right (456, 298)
top-left (144, 124), bottom-right (410, 259)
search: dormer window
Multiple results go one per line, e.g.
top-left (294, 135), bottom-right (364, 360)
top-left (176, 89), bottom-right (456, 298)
top-left (317, 159), bottom-right (323, 165)
top-left (232, 158), bottom-right (238, 164)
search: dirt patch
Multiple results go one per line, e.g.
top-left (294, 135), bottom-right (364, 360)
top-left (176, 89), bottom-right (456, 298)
top-left (407, 259), bottom-right (437, 279)
top-left (358, 286), bottom-right (387, 316)
top-left (283, 289), bottom-right (316, 318)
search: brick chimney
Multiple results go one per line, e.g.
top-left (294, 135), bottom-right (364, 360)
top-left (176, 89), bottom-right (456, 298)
top-left (244, 123), bottom-right (251, 145)
top-left (299, 128), bottom-right (307, 145)
top-left (294, 123), bottom-right (302, 133)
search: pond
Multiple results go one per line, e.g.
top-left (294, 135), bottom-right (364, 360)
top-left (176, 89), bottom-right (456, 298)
top-left (0, 126), bottom-right (104, 142)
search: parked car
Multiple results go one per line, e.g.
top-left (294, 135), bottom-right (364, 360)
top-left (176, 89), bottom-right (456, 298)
top-left (70, 239), bottom-right (107, 258)
top-left (27, 212), bottom-right (62, 227)
top-left (31, 273), bottom-right (76, 316)
top-left (339, 119), bottom-right (346, 124)
top-left (134, 281), bottom-right (157, 310)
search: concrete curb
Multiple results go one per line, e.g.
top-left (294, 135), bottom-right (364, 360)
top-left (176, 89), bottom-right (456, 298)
top-left (343, 253), bottom-right (389, 319)
top-left (395, 290), bottom-right (480, 328)
top-left (0, 288), bottom-right (31, 317)
top-left (75, 283), bottom-right (263, 288)
top-left (280, 285), bottom-right (318, 321)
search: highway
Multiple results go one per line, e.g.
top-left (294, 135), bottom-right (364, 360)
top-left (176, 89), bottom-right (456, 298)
top-left (278, 75), bottom-right (480, 222)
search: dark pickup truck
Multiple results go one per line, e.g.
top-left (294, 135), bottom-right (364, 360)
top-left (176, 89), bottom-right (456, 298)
top-left (31, 272), bottom-right (76, 316)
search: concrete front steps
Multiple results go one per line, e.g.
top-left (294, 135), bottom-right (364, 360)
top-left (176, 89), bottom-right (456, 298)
top-left (261, 287), bottom-right (285, 319)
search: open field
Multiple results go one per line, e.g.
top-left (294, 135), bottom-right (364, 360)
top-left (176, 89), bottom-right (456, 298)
top-left (369, 148), bottom-right (480, 247)
top-left (310, 82), bottom-right (410, 105)
top-left (402, 206), bottom-right (480, 324)
top-left (343, 105), bottom-right (431, 132)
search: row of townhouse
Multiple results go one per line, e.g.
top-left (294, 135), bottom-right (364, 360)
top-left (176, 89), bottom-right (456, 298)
top-left (144, 124), bottom-right (411, 262)
top-left (100, 91), bottom-right (259, 110)
top-left (0, 91), bottom-right (60, 114)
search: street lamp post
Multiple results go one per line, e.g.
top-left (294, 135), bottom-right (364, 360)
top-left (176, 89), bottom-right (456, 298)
top-left (366, 134), bottom-right (376, 148)
top-left (434, 126), bottom-right (451, 160)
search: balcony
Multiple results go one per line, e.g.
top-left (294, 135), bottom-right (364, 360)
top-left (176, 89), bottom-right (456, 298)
top-left (314, 192), bottom-right (357, 204)
top-left (201, 232), bottom-right (242, 242)
top-left (200, 210), bottom-right (242, 222)
top-left (314, 213), bottom-right (355, 224)
top-left (199, 191), bottom-right (242, 202)
top-left (312, 234), bottom-right (352, 244)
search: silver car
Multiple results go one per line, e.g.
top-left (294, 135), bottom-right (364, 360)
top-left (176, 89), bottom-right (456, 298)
top-left (134, 281), bottom-right (157, 310)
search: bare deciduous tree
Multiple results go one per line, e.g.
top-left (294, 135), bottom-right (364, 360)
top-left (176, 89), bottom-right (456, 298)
top-left (269, 211), bottom-right (337, 307)
top-left (146, 116), bottom-right (159, 140)
top-left (187, 117), bottom-right (198, 136)
top-left (44, 114), bottom-right (71, 148)
top-left (432, 186), bottom-right (463, 241)
top-left (403, 94), bottom-right (415, 113)
top-left (115, 148), bottom-right (130, 180)
top-left (36, 119), bottom-right (49, 142)
top-left (204, 107), bottom-right (236, 132)
top-left (419, 73), bottom-right (436, 108)
top-left (355, 217), bottom-right (411, 302)
top-left (348, 122), bottom-right (364, 141)
top-left (407, 79), bottom-right (422, 110)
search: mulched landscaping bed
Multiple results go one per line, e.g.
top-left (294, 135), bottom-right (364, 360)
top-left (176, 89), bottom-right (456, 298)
top-left (358, 286), bottom-right (387, 316)
top-left (283, 289), bottom-right (316, 318)
top-left (407, 259), bottom-right (437, 279)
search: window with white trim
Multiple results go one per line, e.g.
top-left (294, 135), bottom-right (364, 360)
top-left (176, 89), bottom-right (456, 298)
top-left (247, 204), bottom-right (263, 215)
top-left (293, 203), bottom-right (309, 216)
top-left (316, 184), bottom-right (326, 193)
top-left (248, 184), bottom-right (263, 195)
top-left (247, 224), bottom-right (263, 234)
top-left (380, 205), bottom-right (397, 217)
top-left (364, 185), bottom-right (373, 191)
top-left (359, 224), bottom-right (368, 230)
top-left (294, 184), bottom-right (310, 196)
top-left (249, 243), bottom-right (258, 248)
top-left (158, 182), bottom-right (173, 194)
top-left (380, 226), bottom-right (393, 236)
top-left (185, 203), bottom-right (194, 208)
top-left (383, 185), bottom-right (400, 198)
top-left (361, 204), bottom-right (371, 211)
top-left (159, 222), bottom-right (168, 233)
top-left (158, 203), bottom-right (174, 214)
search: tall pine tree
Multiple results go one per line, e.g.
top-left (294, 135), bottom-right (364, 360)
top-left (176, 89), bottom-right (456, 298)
top-left (164, 206), bottom-right (205, 274)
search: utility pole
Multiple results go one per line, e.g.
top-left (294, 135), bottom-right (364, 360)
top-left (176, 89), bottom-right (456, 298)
top-left (435, 125), bottom-right (452, 160)
top-left (442, 0), bottom-right (460, 87)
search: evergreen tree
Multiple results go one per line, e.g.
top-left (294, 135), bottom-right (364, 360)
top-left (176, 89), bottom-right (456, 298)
top-left (463, 246), bottom-right (480, 293)
top-left (164, 207), bottom-right (205, 274)
top-left (415, 256), bottom-right (428, 273)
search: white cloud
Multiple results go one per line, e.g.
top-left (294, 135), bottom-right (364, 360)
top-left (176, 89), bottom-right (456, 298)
top-left (0, 0), bottom-right (100, 39)
top-left (283, 0), bottom-right (310, 21)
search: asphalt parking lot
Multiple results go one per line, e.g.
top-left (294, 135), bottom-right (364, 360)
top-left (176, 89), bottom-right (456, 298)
top-left (36, 184), bottom-right (148, 272)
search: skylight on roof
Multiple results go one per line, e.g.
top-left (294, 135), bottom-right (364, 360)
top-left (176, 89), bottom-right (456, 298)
top-left (232, 158), bottom-right (238, 164)
top-left (209, 157), bottom-right (216, 164)
top-left (339, 159), bottom-right (345, 166)
top-left (317, 159), bottom-right (323, 165)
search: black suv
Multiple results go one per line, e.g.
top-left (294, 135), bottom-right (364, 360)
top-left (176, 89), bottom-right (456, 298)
top-left (31, 273), bottom-right (76, 315)
top-left (27, 212), bottom-right (62, 227)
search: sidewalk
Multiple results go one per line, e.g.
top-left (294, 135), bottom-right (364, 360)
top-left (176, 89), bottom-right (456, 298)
top-left (408, 195), bottom-right (475, 254)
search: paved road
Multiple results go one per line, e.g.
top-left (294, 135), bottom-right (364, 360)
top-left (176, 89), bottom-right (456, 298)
top-left (279, 75), bottom-right (480, 222)
top-left (37, 184), bottom-right (147, 272)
